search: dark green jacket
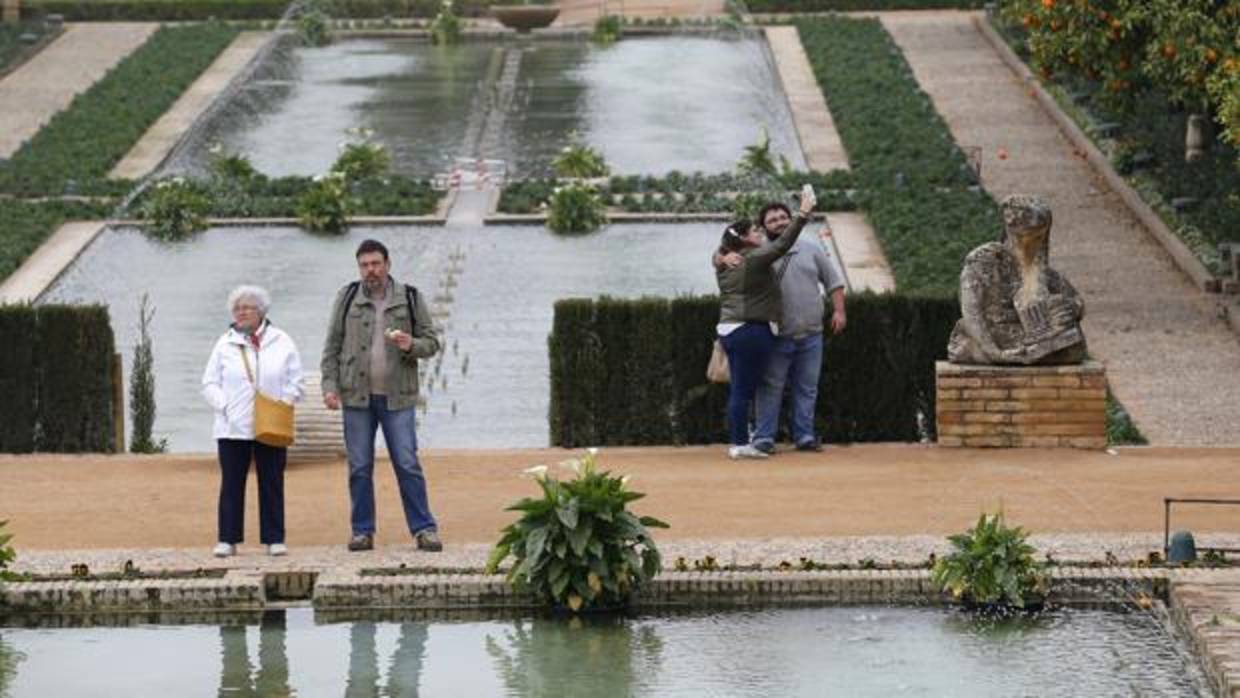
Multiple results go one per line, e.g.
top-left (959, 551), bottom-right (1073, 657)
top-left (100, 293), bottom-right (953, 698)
top-left (320, 278), bottom-right (440, 410)
top-left (716, 213), bottom-right (808, 324)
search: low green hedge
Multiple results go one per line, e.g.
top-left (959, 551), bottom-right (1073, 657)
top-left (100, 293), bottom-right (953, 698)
top-left (549, 293), bottom-right (958, 447)
top-left (0, 23), bottom-right (240, 196)
top-left (125, 175), bottom-right (441, 218)
top-left (1, 20), bottom-right (56, 74)
top-left (0, 304), bottom-right (116, 453)
top-left (749, 0), bottom-right (984, 11)
top-left (23, 0), bottom-right (494, 21)
top-left (795, 16), bottom-right (1002, 294)
top-left (0, 199), bottom-right (113, 282)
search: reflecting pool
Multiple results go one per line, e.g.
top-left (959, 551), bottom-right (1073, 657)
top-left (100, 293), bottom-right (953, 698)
top-left (0, 606), bottom-right (1208, 696)
top-left (182, 35), bottom-right (803, 177)
top-left (42, 223), bottom-right (721, 451)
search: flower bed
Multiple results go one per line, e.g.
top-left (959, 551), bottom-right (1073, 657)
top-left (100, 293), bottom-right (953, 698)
top-left (124, 175), bottom-right (441, 219)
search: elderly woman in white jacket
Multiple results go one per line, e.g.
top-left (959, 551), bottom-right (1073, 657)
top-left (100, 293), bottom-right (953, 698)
top-left (202, 285), bottom-right (304, 558)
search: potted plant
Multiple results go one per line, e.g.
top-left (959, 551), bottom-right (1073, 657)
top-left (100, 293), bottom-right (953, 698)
top-left (490, 0), bottom-right (559, 33)
top-left (485, 449), bottom-right (669, 613)
top-left (931, 511), bottom-right (1049, 613)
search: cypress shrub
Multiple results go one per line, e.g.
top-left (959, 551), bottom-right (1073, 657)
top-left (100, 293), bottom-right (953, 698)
top-left (549, 293), bottom-right (959, 446)
top-left (0, 306), bottom-right (39, 453)
top-left (35, 305), bottom-right (115, 452)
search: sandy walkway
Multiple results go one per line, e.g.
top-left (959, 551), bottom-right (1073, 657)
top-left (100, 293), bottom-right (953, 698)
top-left (880, 11), bottom-right (1240, 446)
top-left (0, 23), bottom-right (157, 158)
top-left (3, 446), bottom-right (1239, 552)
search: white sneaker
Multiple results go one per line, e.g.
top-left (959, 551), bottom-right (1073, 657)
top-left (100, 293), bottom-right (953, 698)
top-left (212, 542), bottom-right (235, 558)
top-left (728, 445), bottom-right (769, 460)
top-left (268, 543), bottom-right (288, 557)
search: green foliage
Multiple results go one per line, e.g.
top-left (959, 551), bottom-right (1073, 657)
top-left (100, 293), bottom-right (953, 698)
top-left (737, 127), bottom-right (779, 177)
top-left (0, 23), bottom-right (240, 196)
top-left (0, 520), bottom-right (18, 581)
top-left (547, 184), bottom-right (607, 235)
top-left (0, 307), bottom-right (38, 453)
top-left (796, 16), bottom-right (1000, 293)
top-left (129, 294), bottom-right (166, 454)
top-left (1105, 391), bottom-right (1147, 446)
top-left (552, 142), bottom-right (610, 179)
top-left (297, 172), bottom-right (353, 234)
top-left (331, 128), bottom-right (392, 180)
top-left (591, 15), bottom-right (622, 44)
top-left (931, 511), bottom-right (1049, 608)
top-left (141, 178), bottom-right (210, 241)
top-left (0, 200), bottom-right (111, 283)
top-left (485, 451), bottom-right (668, 612)
top-left (207, 145), bottom-right (259, 182)
top-left (549, 293), bottom-right (958, 446)
top-left (24, 0), bottom-right (496, 20)
top-left (431, 0), bottom-right (463, 44)
top-left (298, 8), bottom-right (332, 46)
top-left (745, 0), bottom-right (983, 11)
top-left (1, 20), bottom-right (56, 74)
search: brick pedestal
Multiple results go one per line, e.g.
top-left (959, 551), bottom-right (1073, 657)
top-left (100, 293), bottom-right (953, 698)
top-left (935, 360), bottom-right (1107, 448)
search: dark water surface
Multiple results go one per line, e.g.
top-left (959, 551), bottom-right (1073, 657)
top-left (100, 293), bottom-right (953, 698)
top-left (0, 606), bottom-right (1208, 696)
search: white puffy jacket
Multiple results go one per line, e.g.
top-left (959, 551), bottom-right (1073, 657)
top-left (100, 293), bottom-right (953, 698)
top-left (201, 322), bottom-right (304, 441)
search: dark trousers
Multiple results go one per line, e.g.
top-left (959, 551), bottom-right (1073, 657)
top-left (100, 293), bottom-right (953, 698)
top-left (720, 322), bottom-right (777, 445)
top-left (217, 438), bottom-right (286, 545)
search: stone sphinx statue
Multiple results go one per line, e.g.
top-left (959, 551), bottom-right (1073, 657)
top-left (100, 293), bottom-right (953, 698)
top-left (948, 194), bottom-right (1087, 365)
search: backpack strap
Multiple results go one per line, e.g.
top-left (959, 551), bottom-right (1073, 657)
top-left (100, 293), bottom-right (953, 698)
top-left (404, 284), bottom-right (419, 335)
top-left (340, 280), bottom-right (421, 336)
top-left (339, 281), bottom-right (361, 330)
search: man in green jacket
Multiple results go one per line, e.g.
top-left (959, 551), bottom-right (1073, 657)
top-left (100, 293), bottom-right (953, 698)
top-left (322, 239), bottom-right (442, 552)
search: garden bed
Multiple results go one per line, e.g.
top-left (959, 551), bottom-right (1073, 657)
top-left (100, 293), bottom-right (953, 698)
top-left (0, 199), bottom-right (111, 283)
top-left (0, 19), bottom-right (61, 77)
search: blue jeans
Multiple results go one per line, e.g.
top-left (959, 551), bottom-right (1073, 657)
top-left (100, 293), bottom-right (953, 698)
top-left (720, 322), bottom-right (776, 446)
top-left (344, 395), bottom-right (436, 537)
top-left (754, 333), bottom-right (824, 448)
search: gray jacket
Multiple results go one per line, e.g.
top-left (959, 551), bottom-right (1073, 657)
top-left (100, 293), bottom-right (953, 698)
top-left (772, 236), bottom-right (846, 337)
top-left (716, 213), bottom-right (807, 325)
top-left (320, 278), bottom-right (440, 410)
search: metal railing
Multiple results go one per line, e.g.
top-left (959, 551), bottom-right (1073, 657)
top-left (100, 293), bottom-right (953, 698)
top-left (1164, 497), bottom-right (1240, 557)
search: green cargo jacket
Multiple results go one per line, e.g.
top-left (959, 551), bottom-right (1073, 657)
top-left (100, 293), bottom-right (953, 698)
top-left (320, 278), bottom-right (440, 410)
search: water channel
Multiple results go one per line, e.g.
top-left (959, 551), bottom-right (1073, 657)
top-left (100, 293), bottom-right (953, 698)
top-left (0, 606), bottom-right (1208, 696)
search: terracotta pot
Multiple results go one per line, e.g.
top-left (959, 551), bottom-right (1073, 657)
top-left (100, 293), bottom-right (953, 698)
top-left (491, 5), bottom-right (559, 33)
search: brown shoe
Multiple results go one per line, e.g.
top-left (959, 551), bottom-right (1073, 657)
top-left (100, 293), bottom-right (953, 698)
top-left (347, 534), bottom-right (373, 552)
top-left (415, 529), bottom-right (443, 552)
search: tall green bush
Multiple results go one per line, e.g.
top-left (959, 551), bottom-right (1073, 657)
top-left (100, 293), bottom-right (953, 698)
top-left (548, 293), bottom-right (958, 447)
top-left (129, 295), bottom-right (165, 453)
top-left (35, 305), bottom-right (116, 452)
top-left (0, 306), bottom-right (39, 453)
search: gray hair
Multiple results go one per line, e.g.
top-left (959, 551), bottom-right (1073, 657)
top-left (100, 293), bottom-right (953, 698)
top-left (226, 285), bottom-right (271, 316)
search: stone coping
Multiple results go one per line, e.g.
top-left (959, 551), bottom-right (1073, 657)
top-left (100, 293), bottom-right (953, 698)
top-left (936, 359), bottom-right (1105, 376)
top-left (973, 15), bottom-right (1222, 296)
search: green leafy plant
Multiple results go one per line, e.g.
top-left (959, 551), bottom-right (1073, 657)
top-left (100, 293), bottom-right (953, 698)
top-left (547, 183), bottom-right (607, 235)
top-left (0, 520), bottom-right (19, 581)
top-left (207, 144), bottom-right (259, 182)
top-left (591, 15), bottom-right (622, 44)
top-left (129, 294), bottom-right (167, 454)
top-left (141, 177), bottom-right (210, 240)
top-left (485, 450), bottom-right (669, 612)
top-left (332, 128), bottom-right (392, 181)
top-left (931, 511), bottom-right (1049, 608)
top-left (431, 0), bottom-right (463, 44)
top-left (298, 8), bottom-right (332, 46)
top-left (737, 127), bottom-right (779, 177)
top-left (552, 141), bottom-right (610, 179)
top-left (297, 172), bottom-right (352, 234)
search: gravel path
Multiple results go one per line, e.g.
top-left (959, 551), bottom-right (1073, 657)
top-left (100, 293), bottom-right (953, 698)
top-left (880, 11), bottom-right (1240, 446)
top-left (0, 23), bottom-right (157, 158)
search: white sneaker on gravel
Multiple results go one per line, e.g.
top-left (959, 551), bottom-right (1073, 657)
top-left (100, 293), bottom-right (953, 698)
top-left (268, 543), bottom-right (288, 557)
top-left (212, 542), bottom-right (235, 558)
top-left (728, 445), bottom-right (769, 460)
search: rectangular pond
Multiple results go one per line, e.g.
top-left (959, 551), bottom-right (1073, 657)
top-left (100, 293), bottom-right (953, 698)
top-left (178, 35), bottom-right (804, 177)
top-left (41, 223), bottom-right (723, 452)
top-left (0, 606), bottom-right (1209, 696)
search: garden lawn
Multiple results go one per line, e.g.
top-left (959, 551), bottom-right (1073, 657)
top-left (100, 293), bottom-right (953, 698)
top-left (0, 200), bottom-right (112, 283)
top-left (0, 22), bottom-right (240, 197)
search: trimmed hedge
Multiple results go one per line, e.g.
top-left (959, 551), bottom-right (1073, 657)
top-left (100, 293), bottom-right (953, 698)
top-left (0, 23), bottom-right (240, 196)
top-left (0, 200), bottom-right (113, 283)
top-left (0, 304), bottom-right (116, 453)
top-left (124, 174), bottom-right (441, 217)
top-left (749, 0), bottom-right (984, 11)
top-left (23, 0), bottom-right (494, 21)
top-left (549, 293), bottom-right (959, 446)
top-left (795, 16), bottom-right (1003, 294)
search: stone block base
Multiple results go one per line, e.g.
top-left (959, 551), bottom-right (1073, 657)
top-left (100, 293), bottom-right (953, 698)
top-left (935, 360), bottom-right (1107, 448)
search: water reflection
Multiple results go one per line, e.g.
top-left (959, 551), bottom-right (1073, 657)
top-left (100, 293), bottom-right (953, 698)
top-left (218, 613), bottom-right (291, 697)
top-left (0, 634), bottom-right (24, 697)
top-left (345, 622), bottom-right (427, 698)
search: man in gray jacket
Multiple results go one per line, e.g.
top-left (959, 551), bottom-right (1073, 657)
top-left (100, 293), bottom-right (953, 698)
top-left (752, 202), bottom-right (846, 453)
top-left (322, 239), bottom-right (443, 552)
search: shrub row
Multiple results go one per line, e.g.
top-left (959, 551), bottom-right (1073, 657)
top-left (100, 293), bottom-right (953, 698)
top-left (748, 0), bottom-right (985, 13)
top-left (23, 0), bottom-right (494, 21)
top-left (124, 174), bottom-right (441, 218)
top-left (0, 304), bottom-right (116, 453)
top-left (0, 199), bottom-right (113, 282)
top-left (0, 23), bottom-right (241, 196)
top-left (549, 293), bottom-right (958, 447)
top-left (794, 16), bottom-right (1002, 294)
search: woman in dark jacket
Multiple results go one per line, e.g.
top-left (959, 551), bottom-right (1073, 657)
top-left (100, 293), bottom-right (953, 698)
top-left (714, 189), bottom-right (815, 459)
